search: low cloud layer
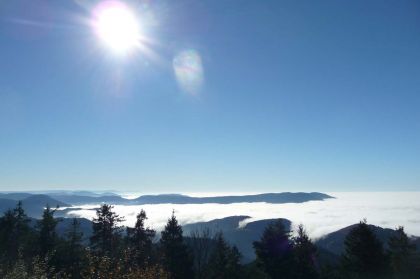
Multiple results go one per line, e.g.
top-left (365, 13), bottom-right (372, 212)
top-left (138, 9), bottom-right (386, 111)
top-left (64, 192), bottom-right (420, 239)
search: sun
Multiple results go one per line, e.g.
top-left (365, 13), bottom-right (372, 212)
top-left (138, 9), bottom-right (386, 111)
top-left (92, 1), bottom-right (141, 54)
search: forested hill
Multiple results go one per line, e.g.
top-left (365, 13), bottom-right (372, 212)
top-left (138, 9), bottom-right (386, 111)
top-left (0, 194), bottom-right (69, 218)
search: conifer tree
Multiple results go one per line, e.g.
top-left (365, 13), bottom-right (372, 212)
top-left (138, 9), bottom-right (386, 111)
top-left (388, 226), bottom-right (418, 279)
top-left (37, 205), bottom-right (59, 257)
top-left (0, 202), bottom-right (32, 267)
top-left (293, 224), bottom-right (319, 279)
top-left (341, 220), bottom-right (389, 279)
top-left (90, 204), bottom-right (124, 257)
top-left (205, 233), bottom-right (242, 279)
top-left (126, 209), bottom-right (156, 267)
top-left (160, 211), bottom-right (193, 279)
top-left (62, 218), bottom-right (86, 278)
top-left (253, 220), bottom-right (295, 278)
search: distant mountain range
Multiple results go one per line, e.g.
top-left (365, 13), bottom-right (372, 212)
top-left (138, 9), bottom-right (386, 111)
top-left (49, 192), bottom-right (333, 205)
top-left (0, 194), bottom-right (69, 218)
top-left (0, 191), bottom-right (333, 218)
top-left (133, 192), bottom-right (333, 204)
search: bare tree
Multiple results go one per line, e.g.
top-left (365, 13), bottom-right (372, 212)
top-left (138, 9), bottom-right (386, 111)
top-left (189, 228), bottom-right (214, 279)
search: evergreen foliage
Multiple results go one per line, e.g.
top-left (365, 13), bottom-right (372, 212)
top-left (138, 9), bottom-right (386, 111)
top-left (0, 201), bottom-right (32, 268)
top-left (388, 226), bottom-right (419, 279)
top-left (37, 205), bottom-right (59, 257)
top-left (58, 218), bottom-right (86, 278)
top-left (204, 232), bottom-right (242, 279)
top-left (90, 204), bottom-right (124, 257)
top-left (160, 211), bottom-right (194, 279)
top-left (341, 220), bottom-right (389, 279)
top-left (253, 220), bottom-right (295, 278)
top-left (126, 209), bottom-right (156, 268)
top-left (293, 224), bottom-right (319, 279)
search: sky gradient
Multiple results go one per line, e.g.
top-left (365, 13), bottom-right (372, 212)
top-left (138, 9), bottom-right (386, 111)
top-left (1, 0), bottom-right (419, 192)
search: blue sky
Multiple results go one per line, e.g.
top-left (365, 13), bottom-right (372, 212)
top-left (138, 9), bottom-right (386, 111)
top-left (0, 0), bottom-right (419, 192)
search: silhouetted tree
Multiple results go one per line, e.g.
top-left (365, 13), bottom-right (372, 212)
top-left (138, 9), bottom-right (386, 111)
top-left (57, 218), bottom-right (86, 278)
top-left (90, 204), bottom-right (124, 257)
top-left (37, 205), bottom-right (59, 257)
top-left (242, 261), bottom-right (271, 279)
top-left (388, 226), bottom-right (418, 279)
top-left (253, 220), bottom-right (295, 278)
top-left (341, 220), bottom-right (389, 279)
top-left (189, 228), bottom-right (213, 278)
top-left (205, 232), bottom-right (242, 279)
top-left (160, 211), bottom-right (194, 279)
top-left (319, 264), bottom-right (342, 279)
top-left (0, 202), bottom-right (32, 268)
top-left (293, 224), bottom-right (319, 279)
top-left (126, 209), bottom-right (156, 267)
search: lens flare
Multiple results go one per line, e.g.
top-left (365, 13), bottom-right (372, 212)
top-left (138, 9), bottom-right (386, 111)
top-left (173, 49), bottom-right (204, 95)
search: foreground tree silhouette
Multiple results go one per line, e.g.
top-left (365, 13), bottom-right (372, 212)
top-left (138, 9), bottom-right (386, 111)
top-left (58, 218), bottom-right (86, 278)
top-left (341, 220), bottom-right (389, 279)
top-left (293, 224), bottom-right (319, 279)
top-left (253, 220), bottom-right (295, 278)
top-left (189, 228), bottom-right (213, 278)
top-left (204, 232), bottom-right (242, 279)
top-left (0, 202), bottom-right (32, 268)
top-left (388, 226), bottom-right (418, 279)
top-left (126, 209), bottom-right (156, 268)
top-left (160, 211), bottom-right (194, 279)
top-left (37, 205), bottom-right (59, 257)
top-left (90, 204), bottom-right (124, 257)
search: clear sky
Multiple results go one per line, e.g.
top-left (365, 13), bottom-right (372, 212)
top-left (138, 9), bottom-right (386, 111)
top-left (0, 0), bottom-right (419, 193)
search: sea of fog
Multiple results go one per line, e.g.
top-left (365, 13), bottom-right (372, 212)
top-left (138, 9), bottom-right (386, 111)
top-left (61, 192), bottom-right (420, 239)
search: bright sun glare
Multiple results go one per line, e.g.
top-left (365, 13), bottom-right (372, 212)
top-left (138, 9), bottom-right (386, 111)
top-left (92, 1), bottom-right (140, 54)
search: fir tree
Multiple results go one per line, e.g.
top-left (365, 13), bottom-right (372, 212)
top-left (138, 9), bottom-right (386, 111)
top-left (341, 220), bottom-right (389, 279)
top-left (293, 224), bottom-right (319, 279)
top-left (253, 220), bottom-right (295, 278)
top-left (160, 211), bottom-right (194, 279)
top-left (37, 205), bottom-right (59, 257)
top-left (0, 202), bottom-right (32, 267)
top-left (90, 204), bottom-right (124, 257)
top-left (388, 226), bottom-right (418, 279)
top-left (126, 209), bottom-right (156, 267)
top-left (205, 233), bottom-right (242, 279)
top-left (62, 218), bottom-right (86, 278)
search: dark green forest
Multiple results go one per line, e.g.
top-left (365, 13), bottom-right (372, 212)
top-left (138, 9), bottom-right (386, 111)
top-left (0, 202), bottom-right (419, 278)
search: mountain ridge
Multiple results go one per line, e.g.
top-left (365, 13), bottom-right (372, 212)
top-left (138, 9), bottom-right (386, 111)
top-left (1, 191), bottom-right (334, 206)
